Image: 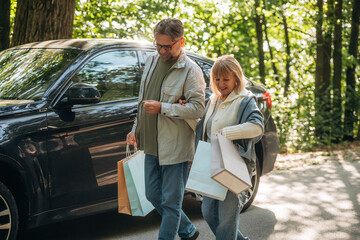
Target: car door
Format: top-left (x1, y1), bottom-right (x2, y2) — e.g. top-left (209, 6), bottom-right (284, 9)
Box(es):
top-left (46, 49), bottom-right (140, 209)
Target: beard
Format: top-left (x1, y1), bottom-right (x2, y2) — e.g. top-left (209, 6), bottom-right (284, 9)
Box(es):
top-left (159, 49), bottom-right (182, 62)
top-left (159, 53), bottom-right (174, 62)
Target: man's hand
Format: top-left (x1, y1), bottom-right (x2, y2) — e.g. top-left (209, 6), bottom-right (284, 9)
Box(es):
top-left (143, 100), bottom-right (161, 114)
top-left (126, 132), bottom-right (137, 147)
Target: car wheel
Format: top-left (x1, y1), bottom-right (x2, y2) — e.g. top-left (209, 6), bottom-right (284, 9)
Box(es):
top-left (0, 181), bottom-right (19, 240)
top-left (242, 157), bottom-right (260, 212)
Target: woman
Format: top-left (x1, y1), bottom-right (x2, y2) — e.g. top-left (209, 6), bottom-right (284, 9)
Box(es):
top-left (195, 55), bottom-right (264, 240)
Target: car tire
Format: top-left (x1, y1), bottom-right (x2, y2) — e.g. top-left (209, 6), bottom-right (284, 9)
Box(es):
top-left (242, 157), bottom-right (260, 212)
top-left (0, 181), bottom-right (19, 240)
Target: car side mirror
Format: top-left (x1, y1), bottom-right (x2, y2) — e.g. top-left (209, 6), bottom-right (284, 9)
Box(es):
top-left (66, 83), bottom-right (101, 105)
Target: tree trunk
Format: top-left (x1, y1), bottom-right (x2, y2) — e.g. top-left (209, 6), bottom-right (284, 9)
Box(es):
top-left (315, 0), bottom-right (326, 140)
top-left (344, 0), bottom-right (360, 141)
top-left (0, 0), bottom-right (10, 51)
top-left (321, 0), bottom-right (334, 140)
top-left (332, 0), bottom-right (343, 142)
top-left (12, 0), bottom-right (76, 47)
top-left (283, 12), bottom-right (291, 97)
top-left (263, 0), bottom-right (279, 83)
top-left (254, 0), bottom-right (266, 84)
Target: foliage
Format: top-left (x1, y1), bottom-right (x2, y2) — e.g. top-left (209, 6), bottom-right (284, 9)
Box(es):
top-left (9, 1), bottom-right (16, 38)
top-left (8, 0), bottom-right (360, 152)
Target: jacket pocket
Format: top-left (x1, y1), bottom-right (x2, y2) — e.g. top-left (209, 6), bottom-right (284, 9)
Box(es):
top-left (161, 86), bottom-right (183, 103)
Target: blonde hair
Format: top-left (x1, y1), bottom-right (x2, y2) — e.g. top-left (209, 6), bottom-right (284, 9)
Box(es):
top-left (210, 55), bottom-right (246, 96)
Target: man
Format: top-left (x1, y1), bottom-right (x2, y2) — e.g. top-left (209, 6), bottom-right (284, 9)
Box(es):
top-left (126, 18), bottom-right (205, 240)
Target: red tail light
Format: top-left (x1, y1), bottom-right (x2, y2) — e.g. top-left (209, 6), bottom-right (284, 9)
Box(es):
top-left (262, 92), bottom-right (272, 110)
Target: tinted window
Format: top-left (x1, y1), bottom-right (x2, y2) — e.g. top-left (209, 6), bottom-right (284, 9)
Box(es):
top-left (139, 51), bottom-right (154, 73)
top-left (72, 50), bottom-right (141, 101)
top-left (0, 48), bottom-right (82, 103)
top-left (195, 60), bottom-right (212, 87)
top-left (141, 51), bottom-right (153, 62)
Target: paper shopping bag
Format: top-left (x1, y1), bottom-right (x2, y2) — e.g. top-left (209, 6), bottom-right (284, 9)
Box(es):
top-left (185, 140), bottom-right (228, 201)
top-left (123, 150), bottom-right (154, 216)
top-left (118, 158), bottom-right (131, 215)
top-left (211, 134), bottom-right (252, 195)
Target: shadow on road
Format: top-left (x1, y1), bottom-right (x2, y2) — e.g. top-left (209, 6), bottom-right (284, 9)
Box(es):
top-left (240, 205), bottom-right (277, 240)
top-left (254, 158), bottom-right (360, 239)
top-left (21, 210), bottom-right (161, 240)
top-left (21, 195), bottom-right (203, 240)
top-left (21, 155), bottom-right (360, 240)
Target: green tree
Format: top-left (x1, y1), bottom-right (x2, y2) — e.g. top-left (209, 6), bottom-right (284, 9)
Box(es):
top-left (5, 0), bottom-right (360, 151)
top-left (344, 0), bottom-right (360, 141)
top-left (281, 1), bottom-right (291, 97)
top-left (262, 0), bottom-right (279, 83)
top-left (332, 0), bottom-right (343, 142)
top-left (254, 0), bottom-right (266, 84)
top-left (315, 0), bottom-right (326, 140)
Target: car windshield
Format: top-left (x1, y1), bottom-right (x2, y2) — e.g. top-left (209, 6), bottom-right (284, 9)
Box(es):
top-left (0, 48), bottom-right (82, 106)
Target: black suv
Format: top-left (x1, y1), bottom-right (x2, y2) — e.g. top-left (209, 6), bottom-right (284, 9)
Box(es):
top-left (0, 39), bottom-right (278, 240)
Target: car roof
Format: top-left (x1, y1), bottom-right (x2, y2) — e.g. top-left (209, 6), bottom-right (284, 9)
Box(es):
top-left (13, 39), bottom-right (153, 51)
top-left (12, 38), bottom-right (212, 62)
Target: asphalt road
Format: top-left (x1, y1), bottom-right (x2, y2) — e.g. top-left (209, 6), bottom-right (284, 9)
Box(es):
top-left (23, 158), bottom-right (360, 240)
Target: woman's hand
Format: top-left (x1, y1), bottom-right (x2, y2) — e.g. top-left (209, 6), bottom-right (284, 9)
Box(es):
top-left (126, 132), bottom-right (137, 147)
top-left (178, 99), bottom-right (187, 106)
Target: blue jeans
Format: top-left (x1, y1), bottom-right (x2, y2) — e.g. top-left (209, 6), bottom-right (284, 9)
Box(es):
top-left (201, 191), bottom-right (250, 240)
top-left (144, 154), bottom-right (196, 240)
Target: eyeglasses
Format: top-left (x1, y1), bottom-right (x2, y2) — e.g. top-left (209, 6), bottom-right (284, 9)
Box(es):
top-left (153, 39), bottom-right (181, 51)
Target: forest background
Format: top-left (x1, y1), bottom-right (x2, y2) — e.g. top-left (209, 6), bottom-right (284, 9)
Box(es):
top-left (0, 0), bottom-right (359, 153)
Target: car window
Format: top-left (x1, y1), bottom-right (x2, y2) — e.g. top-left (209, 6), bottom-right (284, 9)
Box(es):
top-left (139, 50), bottom-right (154, 73)
top-left (141, 51), bottom-right (153, 62)
top-left (72, 50), bottom-right (141, 101)
top-left (195, 60), bottom-right (212, 87)
top-left (0, 48), bottom-right (82, 103)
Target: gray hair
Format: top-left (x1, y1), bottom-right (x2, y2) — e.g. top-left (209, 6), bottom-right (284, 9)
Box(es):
top-left (153, 18), bottom-right (184, 41)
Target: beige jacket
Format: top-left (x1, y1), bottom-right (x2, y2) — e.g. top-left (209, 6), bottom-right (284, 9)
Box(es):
top-left (202, 89), bottom-right (263, 140)
top-left (132, 51), bottom-right (206, 165)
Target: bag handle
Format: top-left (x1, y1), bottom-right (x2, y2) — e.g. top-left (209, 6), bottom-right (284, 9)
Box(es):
top-left (126, 144), bottom-right (138, 157)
